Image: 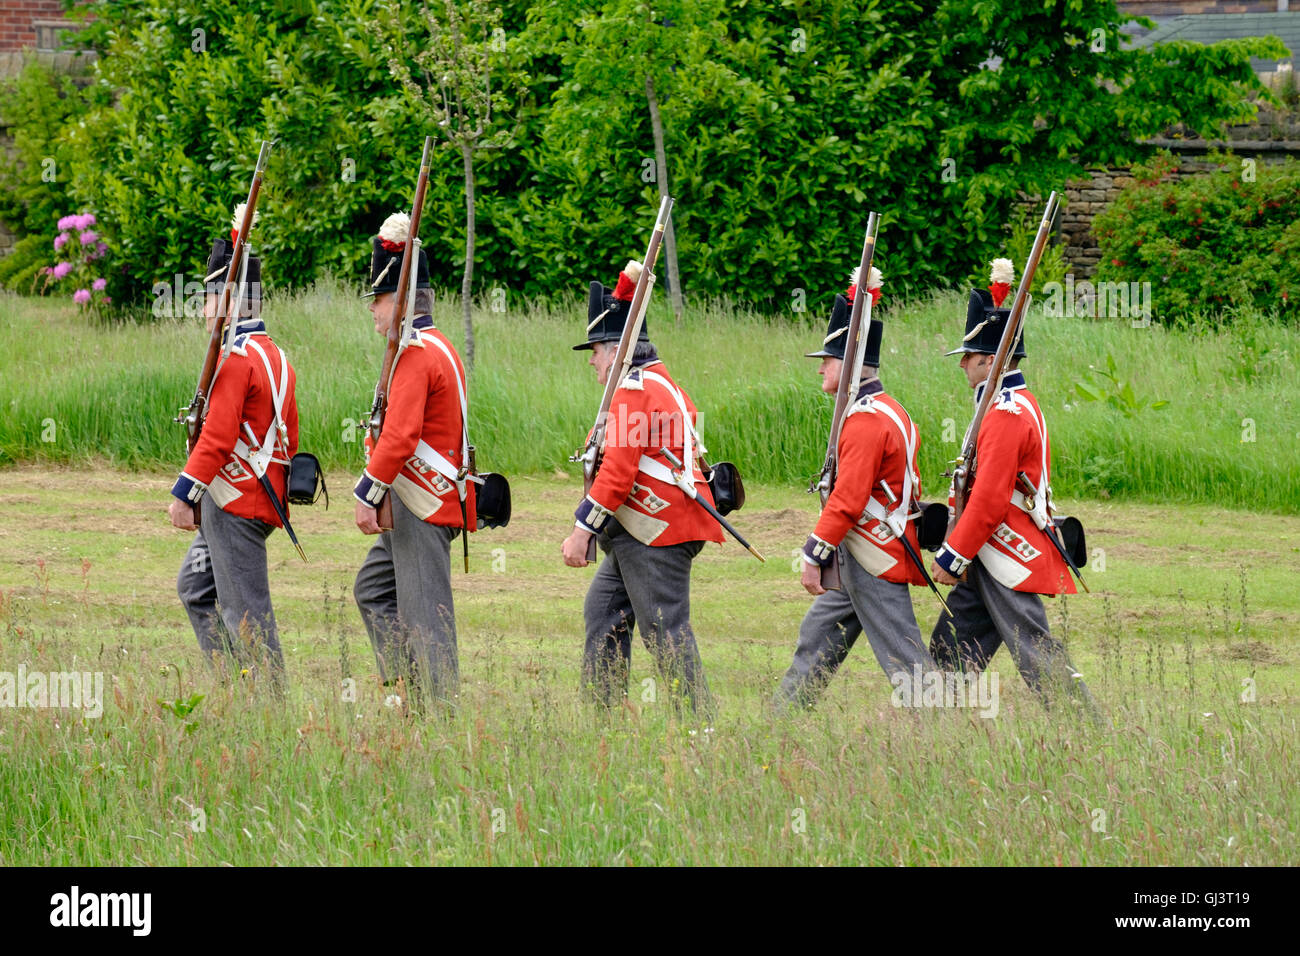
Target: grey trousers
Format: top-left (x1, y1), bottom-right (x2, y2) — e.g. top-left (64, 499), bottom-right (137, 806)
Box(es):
top-left (177, 501), bottom-right (284, 683)
top-left (929, 559), bottom-right (1098, 713)
top-left (776, 549), bottom-right (935, 709)
top-left (583, 521), bottom-right (713, 717)
top-left (353, 493), bottom-right (460, 704)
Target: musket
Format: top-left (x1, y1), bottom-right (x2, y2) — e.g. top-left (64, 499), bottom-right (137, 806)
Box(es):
top-left (175, 138), bottom-right (274, 525)
top-left (1018, 470), bottom-right (1090, 593)
top-left (241, 422), bottom-right (306, 562)
top-left (365, 136), bottom-right (434, 533)
top-left (572, 195), bottom-right (673, 562)
top-left (878, 480), bottom-right (951, 616)
top-left (809, 211), bottom-right (880, 589)
top-left (661, 448), bottom-right (764, 563)
top-left (950, 191), bottom-right (1059, 522)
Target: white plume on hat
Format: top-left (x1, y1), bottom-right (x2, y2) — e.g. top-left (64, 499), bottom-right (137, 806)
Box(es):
top-left (849, 266), bottom-right (883, 289)
top-left (230, 203), bottom-right (261, 233)
top-left (623, 259), bottom-right (643, 282)
top-left (990, 258), bottom-right (1014, 285)
top-left (379, 212), bottom-right (411, 244)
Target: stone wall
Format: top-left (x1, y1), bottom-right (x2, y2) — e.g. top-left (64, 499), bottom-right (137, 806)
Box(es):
top-left (1061, 107), bottom-right (1300, 276)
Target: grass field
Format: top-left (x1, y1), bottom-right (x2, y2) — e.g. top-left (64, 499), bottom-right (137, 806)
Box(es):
top-left (1, 467), bottom-right (1297, 865)
top-left (2, 283), bottom-right (1298, 511)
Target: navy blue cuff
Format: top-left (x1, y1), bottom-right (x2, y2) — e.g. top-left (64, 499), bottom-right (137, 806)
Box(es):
top-left (172, 473), bottom-right (206, 504)
top-left (574, 495), bottom-right (614, 534)
top-left (935, 544), bottom-right (970, 577)
top-left (802, 534), bottom-right (836, 568)
top-left (354, 470), bottom-right (390, 507)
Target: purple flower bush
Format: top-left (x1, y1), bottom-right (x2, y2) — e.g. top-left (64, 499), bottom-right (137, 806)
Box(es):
top-left (46, 211), bottom-right (111, 319)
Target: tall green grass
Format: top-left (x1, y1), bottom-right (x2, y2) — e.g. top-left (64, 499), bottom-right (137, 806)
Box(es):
top-left (1, 593), bottom-right (1294, 866)
top-left (2, 283), bottom-right (1297, 511)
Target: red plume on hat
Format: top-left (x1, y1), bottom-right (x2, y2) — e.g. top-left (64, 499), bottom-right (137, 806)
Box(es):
top-left (846, 266), bottom-right (883, 306)
top-left (378, 212), bottom-right (410, 253)
top-left (612, 259), bottom-right (643, 301)
top-left (989, 258), bottom-right (1014, 307)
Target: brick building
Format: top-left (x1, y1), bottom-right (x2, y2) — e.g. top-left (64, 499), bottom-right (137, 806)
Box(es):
top-left (0, 1), bottom-right (80, 54)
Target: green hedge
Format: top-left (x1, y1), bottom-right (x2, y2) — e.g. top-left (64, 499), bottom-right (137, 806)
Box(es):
top-left (1094, 151), bottom-right (1300, 321)
top-left (0, 0), bottom-right (1284, 311)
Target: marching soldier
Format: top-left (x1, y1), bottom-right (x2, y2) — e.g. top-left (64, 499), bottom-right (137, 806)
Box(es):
top-left (353, 212), bottom-right (476, 710)
top-left (171, 206), bottom-right (298, 688)
top-left (560, 260), bottom-right (723, 716)
top-left (775, 269), bottom-right (938, 709)
top-left (929, 259), bottom-right (1098, 713)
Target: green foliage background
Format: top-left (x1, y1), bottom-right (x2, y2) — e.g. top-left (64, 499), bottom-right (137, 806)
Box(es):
top-left (1094, 151), bottom-right (1300, 320)
top-left (0, 0), bottom-right (1285, 310)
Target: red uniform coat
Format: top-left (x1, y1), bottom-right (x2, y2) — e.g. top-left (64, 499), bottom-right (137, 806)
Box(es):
top-left (574, 361), bottom-right (724, 547)
top-left (172, 323), bottom-right (298, 526)
top-left (803, 384), bottom-right (926, 585)
top-left (935, 371), bottom-right (1074, 595)
top-left (353, 318), bottom-right (476, 529)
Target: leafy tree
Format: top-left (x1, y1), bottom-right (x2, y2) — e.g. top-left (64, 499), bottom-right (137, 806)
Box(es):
top-left (1, 0), bottom-right (1283, 316)
top-left (376, 0), bottom-right (523, 371)
top-left (517, 0), bottom-right (1283, 309)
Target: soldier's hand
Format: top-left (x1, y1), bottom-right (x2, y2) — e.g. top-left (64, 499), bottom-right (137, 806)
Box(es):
top-left (168, 498), bottom-right (197, 531)
top-left (356, 500), bottom-right (382, 535)
top-left (800, 561), bottom-right (826, 596)
top-left (562, 528), bottom-right (593, 567)
top-left (931, 562), bottom-right (959, 587)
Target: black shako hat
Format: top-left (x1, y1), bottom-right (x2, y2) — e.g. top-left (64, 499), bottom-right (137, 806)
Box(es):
top-left (205, 238), bottom-right (262, 298)
top-left (363, 212), bottom-right (431, 299)
top-left (206, 202), bottom-right (262, 306)
top-left (806, 267), bottom-right (883, 365)
top-left (947, 258), bottom-right (1025, 358)
top-left (574, 260), bottom-right (649, 351)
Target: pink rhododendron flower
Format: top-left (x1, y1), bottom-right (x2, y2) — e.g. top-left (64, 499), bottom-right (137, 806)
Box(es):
top-left (73, 289), bottom-right (91, 304)
top-left (54, 232), bottom-right (70, 250)
top-left (79, 230), bottom-right (98, 245)
top-left (57, 215), bottom-right (77, 231)
top-left (51, 261), bottom-right (73, 279)
top-left (92, 277), bottom-right (107, 291)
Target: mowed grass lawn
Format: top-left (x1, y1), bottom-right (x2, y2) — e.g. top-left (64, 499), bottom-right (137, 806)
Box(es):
top-left (0, 466), bottom-right (1297, 865)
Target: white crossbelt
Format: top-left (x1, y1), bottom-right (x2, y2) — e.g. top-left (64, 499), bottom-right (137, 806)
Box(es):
top-left (635, 370), bottom-right (705, 493)
top-left (1003, 392), bottom-right (1052, 531)
top-left (412, 331), bottom-right (483, 496)
top-left (852, 396), bottom-right (917, 540)
top-left (231, 337), bottom-right (290, 479)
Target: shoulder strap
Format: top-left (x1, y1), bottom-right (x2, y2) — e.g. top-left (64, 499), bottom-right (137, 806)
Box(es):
top-left (414, 331), bottom-right (472, 500)
top-left (640, 370), bottom-right (702, 485)
top-left (232, 338), bottom-right (291, 477)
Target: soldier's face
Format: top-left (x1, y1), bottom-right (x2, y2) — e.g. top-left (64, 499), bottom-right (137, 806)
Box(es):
top-left (818, 357), bottom-right (841, 395)
top-left (590, 342), bottom-right (617, 385)
top-left (369, 293), bottom-right (395, 335)
top-left (960, 352), bottom-right (994, 389)
top-left (204, 294), bottom-right (219, 333)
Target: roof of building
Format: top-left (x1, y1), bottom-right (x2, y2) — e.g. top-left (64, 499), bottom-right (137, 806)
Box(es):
top-left (1128, 12), bottom-right (1299, 69)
